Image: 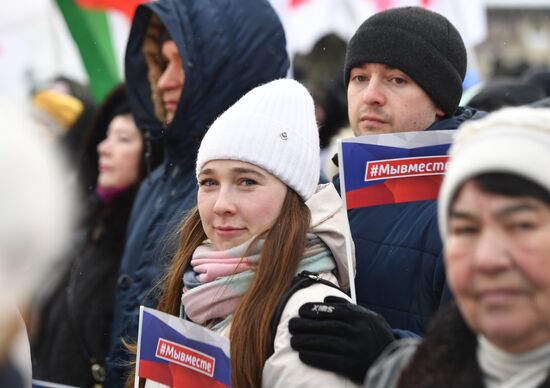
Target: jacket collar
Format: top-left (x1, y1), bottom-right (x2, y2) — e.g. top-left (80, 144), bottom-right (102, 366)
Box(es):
top-left (306, 183), bottom-right (355, 292)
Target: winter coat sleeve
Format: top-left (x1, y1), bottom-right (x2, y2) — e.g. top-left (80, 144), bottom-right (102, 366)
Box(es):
top-left (262, 275), bottom-right (361, 388)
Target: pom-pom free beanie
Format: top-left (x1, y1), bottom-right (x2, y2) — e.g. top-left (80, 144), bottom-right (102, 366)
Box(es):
top-left (438, 107), bottom-right (550, 238)
top-left (196, 79), bottom-right (320, 201)
top-left (344, 6), bottom-right (467, 117)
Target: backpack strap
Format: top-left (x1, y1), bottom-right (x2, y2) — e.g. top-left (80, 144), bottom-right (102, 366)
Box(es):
top-left (268, 270), bottom-right (342, 357)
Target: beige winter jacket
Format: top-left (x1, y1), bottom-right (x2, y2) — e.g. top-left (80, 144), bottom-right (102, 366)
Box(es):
top-left (262, 183), bottom-right (358, 388)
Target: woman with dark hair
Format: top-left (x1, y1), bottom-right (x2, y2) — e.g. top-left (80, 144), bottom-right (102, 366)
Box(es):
top-left (31, 84), bottom-right (162, 387)
top-left (132, 79), bottom-right (361, 388)
top-left (363, 106), bottom-right (550, 387)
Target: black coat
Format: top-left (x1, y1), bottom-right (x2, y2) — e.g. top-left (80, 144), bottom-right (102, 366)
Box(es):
top-left (31, 189), bottom-right (136, 387)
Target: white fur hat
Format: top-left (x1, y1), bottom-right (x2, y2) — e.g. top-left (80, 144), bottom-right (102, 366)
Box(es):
top-left (196, 79), bottom-right (320, 200)
top-left (438, 107), bottom-right (550, 238)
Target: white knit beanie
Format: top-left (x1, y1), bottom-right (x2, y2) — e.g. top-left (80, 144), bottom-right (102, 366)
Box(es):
top-left (196, 79), bottom-right (320, 201)
top-left (438, 107), bottom-right (550, 238)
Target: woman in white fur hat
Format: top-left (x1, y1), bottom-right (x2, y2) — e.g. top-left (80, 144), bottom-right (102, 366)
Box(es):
top-left (364, 106), bottom-right (550, 388)
top-left (132, 79), bottom-right (371, 388)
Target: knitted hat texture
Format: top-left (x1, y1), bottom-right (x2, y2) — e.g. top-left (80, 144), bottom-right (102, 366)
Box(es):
top-left (438, 107), bottom-right (550, 238)
top-left (344, 6), bottom-right (467, 117)
top-left (196, 79), bottom-right (320, 201)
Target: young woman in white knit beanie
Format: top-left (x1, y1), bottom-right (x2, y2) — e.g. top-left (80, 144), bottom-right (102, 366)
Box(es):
top-left (133, 79), bottom-right (363, 388)
top-left (364, 106), bottom-right (550, 388)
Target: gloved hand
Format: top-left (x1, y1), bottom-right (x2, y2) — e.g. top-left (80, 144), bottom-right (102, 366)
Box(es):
top-left (288, 296), bottom-right (395, 384)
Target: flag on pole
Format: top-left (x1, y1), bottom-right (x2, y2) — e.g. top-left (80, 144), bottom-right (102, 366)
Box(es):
top-left (55, 0), bottom-right (144, 102)
top-left (338, 130), bottom-right (455, 210)
top-left (55, 0), bottom-right (120, 102)
top-left (136, 307), bottom-right (231, 388)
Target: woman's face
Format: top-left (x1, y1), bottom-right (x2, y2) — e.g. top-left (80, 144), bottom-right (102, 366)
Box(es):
top-left (97, 114), bottom-right (143, 190)
top-left (197, 160), bottom-right (287, 251)
top-left (445, 180), bottom-right (550, 353)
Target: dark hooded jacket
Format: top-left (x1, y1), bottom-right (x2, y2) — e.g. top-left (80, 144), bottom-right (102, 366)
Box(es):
top-left (105, 1), bottom-right (289, 385)
top-left (334, 107), bottom-right (485, 337)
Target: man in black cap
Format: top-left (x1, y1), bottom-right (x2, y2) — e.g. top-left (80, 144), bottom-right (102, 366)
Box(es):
top-left (289, 6), bottom-right (485, 385)
top-left (345, 6), bottom-right (467, 136)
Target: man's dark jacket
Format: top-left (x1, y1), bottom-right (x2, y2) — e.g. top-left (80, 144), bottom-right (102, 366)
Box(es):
top-left (335, 107), bottom-right (484, 336)
top-left (104, 0), bottom-right (289, 385)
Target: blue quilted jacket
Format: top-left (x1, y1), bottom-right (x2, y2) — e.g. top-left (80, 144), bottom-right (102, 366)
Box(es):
top-left (335, 107), bottom-right (485, 337)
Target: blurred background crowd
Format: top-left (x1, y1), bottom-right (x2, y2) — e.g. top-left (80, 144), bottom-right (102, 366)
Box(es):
top-left (4, 0), bottom-right (550, 180)
top-left (2, 0), bottom-right (550, 386)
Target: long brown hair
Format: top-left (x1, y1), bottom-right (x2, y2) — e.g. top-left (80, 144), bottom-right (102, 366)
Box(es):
top-left (126, 208), bottom-right (206, 388)
top-left (156, 208), bottom-right (206, 315)
top-left (230, 189), bottom-right (310, 387)
top-left (149, 188), bottom-right (310, 387)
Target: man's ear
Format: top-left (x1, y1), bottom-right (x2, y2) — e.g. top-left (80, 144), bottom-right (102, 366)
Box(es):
top-left (435, 106), bottom-right (445, 118)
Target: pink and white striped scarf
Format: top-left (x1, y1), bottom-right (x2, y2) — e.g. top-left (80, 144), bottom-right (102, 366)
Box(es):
top-left (180, 236), bottom-right (335, 326)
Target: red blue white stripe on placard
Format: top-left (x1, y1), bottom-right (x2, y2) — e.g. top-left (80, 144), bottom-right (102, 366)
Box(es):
top-left (136, 307), bottom-right (231, 387)
top-left (338, 130), bottom-right (455, 210)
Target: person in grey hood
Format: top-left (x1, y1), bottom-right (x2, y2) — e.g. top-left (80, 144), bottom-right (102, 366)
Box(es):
top-left (105, 0), bottom-right (289, 385)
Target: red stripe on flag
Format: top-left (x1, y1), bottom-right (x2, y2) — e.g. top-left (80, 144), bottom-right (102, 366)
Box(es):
top-left (375, 0), bottom-right (393, 12)
top-left (139, 360), bottom-right (173, 386)
top-left (75, 0), bottom-right (146, 19)
top-left (169, 363), bottom-right (229, 388)
top-left (289, 0), bottom-right (310, 9)
top-left (346, 175), bottom-right (443, 209)
top-left (138, 360), bottom-right (230, 388)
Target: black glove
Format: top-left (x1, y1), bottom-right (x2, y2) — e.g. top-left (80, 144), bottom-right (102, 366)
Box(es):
top-left (288, 296), bottom-right (395, 384)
